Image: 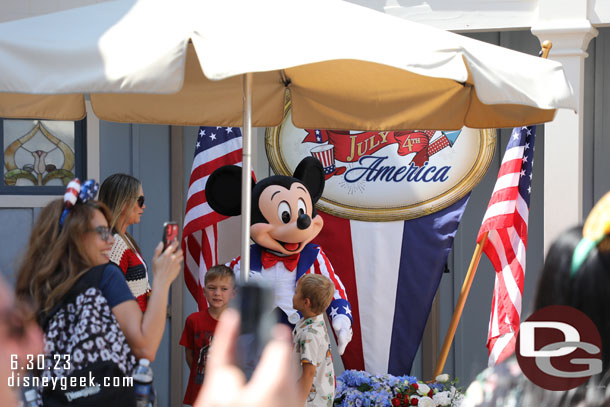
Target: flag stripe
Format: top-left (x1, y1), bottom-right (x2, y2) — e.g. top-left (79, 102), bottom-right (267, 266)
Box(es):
top-left (182, 127), bottom-right (243, 310)
top-left (389, 194), bottom-right (470, 374)
top-left (488, 333), bottom-right (515, 366)
top-left (319, 253), bottom-right (348, 300)
top-left (314, 212), bottom-right (365, 371)
top-left (186, 155), bottom-right (243, 202)
top-left (189, 135), bottom-right (243, 172)
top-left (189, 148), bottom-right (242, 186)
top-left (312, 176), bottom-right (469, 374)
top-left (351, 219), bottom-right (404, 374)
top-left (184, 211), bottom-right (227, 237)
top-left (479, 126), bottom-right (536, 366)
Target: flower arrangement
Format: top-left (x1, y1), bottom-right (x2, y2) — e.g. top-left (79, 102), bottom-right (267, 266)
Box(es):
top-left (334, 370), bottom-right (463, 407)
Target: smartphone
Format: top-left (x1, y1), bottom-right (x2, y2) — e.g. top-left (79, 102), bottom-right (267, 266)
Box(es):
top-left (162, 221), bottom-right (179, 250)
top-left (232, 280), bottom-right (277, 380)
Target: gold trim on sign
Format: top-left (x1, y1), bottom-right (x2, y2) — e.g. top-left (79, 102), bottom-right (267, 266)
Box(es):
top-left (264, 98), bottom-right (496, 221)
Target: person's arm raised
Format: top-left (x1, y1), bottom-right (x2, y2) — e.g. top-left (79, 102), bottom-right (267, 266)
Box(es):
top-left (112, 240), bottom-right (183, 361)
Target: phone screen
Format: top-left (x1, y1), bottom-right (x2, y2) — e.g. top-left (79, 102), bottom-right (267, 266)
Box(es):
top-left (232, 281), bottom-right (276, 380)
top-left (162, 222), bottom-right (179, 249)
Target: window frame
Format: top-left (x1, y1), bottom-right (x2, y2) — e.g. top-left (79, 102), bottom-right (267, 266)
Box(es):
top-left (0, 118), bottom-right (87, 195)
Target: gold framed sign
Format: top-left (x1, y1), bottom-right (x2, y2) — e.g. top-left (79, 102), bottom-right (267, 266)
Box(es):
top-left (265, 101), bottom-right (496, 221)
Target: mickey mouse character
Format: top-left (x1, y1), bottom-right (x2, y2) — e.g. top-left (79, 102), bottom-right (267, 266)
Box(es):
top-left (205, 157), bottom-right (353, 354)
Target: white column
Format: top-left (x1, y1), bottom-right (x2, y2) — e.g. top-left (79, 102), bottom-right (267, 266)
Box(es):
top-left (531, 4), bottom-right (597, 254)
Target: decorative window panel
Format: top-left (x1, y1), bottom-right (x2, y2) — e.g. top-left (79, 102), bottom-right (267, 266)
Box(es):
top-left (1, 119), bottom-right (86, 195)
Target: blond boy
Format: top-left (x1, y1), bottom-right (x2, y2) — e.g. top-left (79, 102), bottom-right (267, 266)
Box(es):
top-left (292, 274), bottom-right (336, 407)
top-left (180, 265), bottom-right (236, 405)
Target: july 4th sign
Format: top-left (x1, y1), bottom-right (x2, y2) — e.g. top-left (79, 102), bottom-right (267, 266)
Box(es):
top-left (265, 102), bottom-right (495, 374)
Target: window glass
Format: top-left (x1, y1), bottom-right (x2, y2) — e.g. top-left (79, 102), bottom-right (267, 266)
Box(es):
top-left (1, 119), bottom-right (85, 194)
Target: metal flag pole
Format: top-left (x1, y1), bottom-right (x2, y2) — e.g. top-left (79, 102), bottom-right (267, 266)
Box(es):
top-left (432, 40), bottom-right (553, 379)
top-left (240, 72), bottom-right (253, 284)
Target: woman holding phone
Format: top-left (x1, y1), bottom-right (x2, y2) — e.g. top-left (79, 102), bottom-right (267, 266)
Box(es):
top-left (16, 179), bottom-right (182, 363)
top-left (99, 173), bottom-right (151, 311)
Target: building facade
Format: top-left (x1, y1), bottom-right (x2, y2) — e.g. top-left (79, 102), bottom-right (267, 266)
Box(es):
top-left (1, 0), bottom-right (609, 405)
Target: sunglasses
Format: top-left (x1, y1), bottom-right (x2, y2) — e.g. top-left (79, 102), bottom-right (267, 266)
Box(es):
top-left (137, 195), bottom-right (145, 208)
top-left (90, 226), bottom-right (112, 242)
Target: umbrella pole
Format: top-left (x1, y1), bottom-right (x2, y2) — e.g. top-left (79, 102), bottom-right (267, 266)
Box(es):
top-left (240, 72), bottom-right (253, 284)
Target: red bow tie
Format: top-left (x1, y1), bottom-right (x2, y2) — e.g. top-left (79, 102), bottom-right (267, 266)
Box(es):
top-left (261, 250), bottom-right (300, 271)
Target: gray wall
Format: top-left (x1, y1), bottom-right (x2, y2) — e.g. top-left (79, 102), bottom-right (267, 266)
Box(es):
top-left (430, 30), bottom-right (547, 386)
top-left (99, 121), bottom-right (173, 407)
top-left (431, 28), bottom-right (604, 386)
top-left (0, 207), bottom-right (39, 284)
top-left (585, 27), bottom-right (610, 214)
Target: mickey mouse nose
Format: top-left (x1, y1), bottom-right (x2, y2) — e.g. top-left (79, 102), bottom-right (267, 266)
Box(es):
top-left (297, 214), bottom-right (311, 230)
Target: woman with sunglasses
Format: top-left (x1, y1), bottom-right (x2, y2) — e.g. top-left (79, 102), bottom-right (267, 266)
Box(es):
top-left (99, 173), bottom-right (151, 311)
top-left (16, 180), bottom-right (182, 365)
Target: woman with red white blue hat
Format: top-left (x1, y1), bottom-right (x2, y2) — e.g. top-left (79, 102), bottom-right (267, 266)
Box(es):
top-left (15, 178), bottom-right (182, 372)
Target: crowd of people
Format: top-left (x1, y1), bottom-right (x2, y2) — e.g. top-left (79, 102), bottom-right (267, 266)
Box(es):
top-left (1, 176), bottom-right (610, 407)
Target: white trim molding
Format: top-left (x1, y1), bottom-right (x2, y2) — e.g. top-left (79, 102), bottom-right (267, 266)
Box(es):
top-left (532, 13), bottom-right (598, 253)
top-left (0, 195), bottom-right (58, 208)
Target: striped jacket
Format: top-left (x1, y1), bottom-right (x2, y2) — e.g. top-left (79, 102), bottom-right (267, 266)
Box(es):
top-left (230, 243), bottom-right (352, 325)
top-left (108, 234), bottom-right (150, 312)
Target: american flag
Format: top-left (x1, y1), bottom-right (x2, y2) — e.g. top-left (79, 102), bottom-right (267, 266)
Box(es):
top-left (182, 126), bottom-right (243, 310)
top-left (476, 125), bottom-right (536, 366)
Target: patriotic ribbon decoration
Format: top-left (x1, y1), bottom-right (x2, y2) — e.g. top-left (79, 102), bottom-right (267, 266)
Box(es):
top-left (59, 178), bottom-right (99, 228)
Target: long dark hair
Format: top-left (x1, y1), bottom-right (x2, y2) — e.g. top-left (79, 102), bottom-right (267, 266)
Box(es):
top-left (533, 225), bottom-right (610, 372)
top-left (15, 199), bottom-right (112, 316)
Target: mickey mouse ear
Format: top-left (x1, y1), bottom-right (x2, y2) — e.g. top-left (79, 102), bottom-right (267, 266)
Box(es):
top-left (294, 157), bottom-right (325, 203)
top-left (206, 165), bottom-right (246, 216)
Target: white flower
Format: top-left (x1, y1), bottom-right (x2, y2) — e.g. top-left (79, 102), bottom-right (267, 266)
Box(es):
top-left (418, 396), bottom-right (435, 407)
top-left (417, 383), bottom-right (431, 396)
top-left (433, 391), bottom-right (451, 406)
top-left (451, 393), bottom-right (464, 407)
top-left (435, 373), bottom-right (450, 383)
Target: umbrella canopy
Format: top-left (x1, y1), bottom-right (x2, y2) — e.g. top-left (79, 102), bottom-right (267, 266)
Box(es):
top-left (0, 0), bottom-right (576, 282)
top-left (0, 0), bottom-right (575, 130)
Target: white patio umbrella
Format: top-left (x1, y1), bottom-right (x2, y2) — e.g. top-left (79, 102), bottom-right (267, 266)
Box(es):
top-left (0, 0), bottom-right (575, 280)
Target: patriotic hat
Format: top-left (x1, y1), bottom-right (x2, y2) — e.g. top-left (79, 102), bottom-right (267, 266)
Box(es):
top-left (310, 144), bottom-right (346, 180)
top-left (59, 178), bottom-right (99, 228)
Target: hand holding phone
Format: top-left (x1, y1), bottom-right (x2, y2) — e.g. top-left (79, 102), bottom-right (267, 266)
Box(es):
top-left (162, 221), bottom-right (179, 250)
top-left (197, 308), bottom-right (299, 407)
top-left (232, 280), bottom-right (277, 381)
